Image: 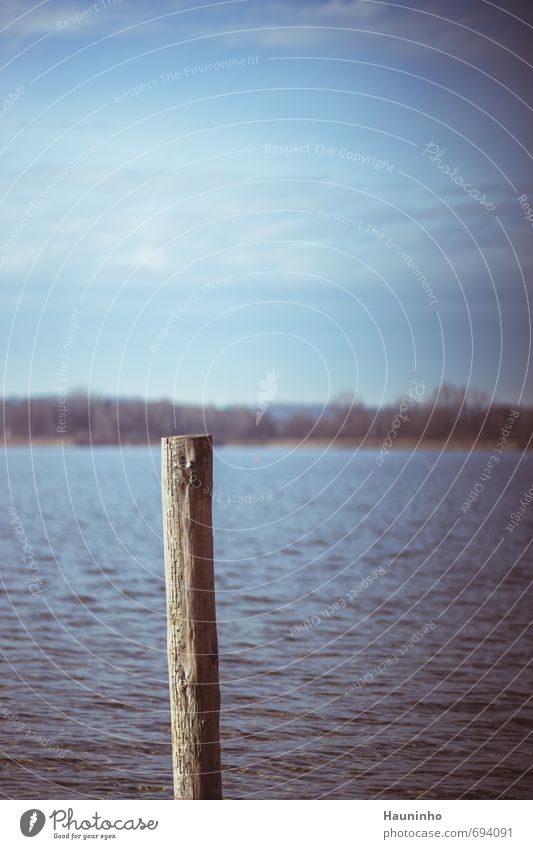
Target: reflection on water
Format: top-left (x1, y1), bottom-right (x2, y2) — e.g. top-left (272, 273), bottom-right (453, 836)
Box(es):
top-left (1, 445), bottom-right (532, 799)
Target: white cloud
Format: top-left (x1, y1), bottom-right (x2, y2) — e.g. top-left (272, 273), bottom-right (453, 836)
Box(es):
top-left (0, 0), bottom-right (513, 62)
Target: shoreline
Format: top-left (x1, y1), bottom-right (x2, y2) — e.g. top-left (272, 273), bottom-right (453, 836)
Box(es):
top-left (3, 437), bottom-right (529, 450)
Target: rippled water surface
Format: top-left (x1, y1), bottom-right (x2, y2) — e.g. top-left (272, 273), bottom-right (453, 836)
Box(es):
top-left (1, 445), bottom-right (532, 799)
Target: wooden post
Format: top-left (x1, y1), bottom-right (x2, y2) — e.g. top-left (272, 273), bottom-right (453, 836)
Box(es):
top-left (161, 434), bottom-right (222, 800)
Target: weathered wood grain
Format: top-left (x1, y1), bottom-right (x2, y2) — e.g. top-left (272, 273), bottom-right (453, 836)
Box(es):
top-left (161, 434), bottom-right (222, 800)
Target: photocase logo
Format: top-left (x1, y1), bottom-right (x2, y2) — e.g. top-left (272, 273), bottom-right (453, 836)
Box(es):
top-left (20, 810), bottom-right (46, 837)
top-left (256, 369), bottom-right (279, 425)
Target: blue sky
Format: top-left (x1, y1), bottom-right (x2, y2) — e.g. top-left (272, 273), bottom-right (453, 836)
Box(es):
top-left (1, 0), bottom-right (532, 406)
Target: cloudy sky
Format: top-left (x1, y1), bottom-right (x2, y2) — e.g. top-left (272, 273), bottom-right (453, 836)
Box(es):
top-left (1, 0), bottom-right (532, 406)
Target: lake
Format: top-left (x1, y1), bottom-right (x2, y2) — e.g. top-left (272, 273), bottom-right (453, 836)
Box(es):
top-left (1, 445), bottom-right (532, 799)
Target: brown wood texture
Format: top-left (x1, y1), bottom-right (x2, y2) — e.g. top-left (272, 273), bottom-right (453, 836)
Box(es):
top-left (161, 434), bottom-right (222, 799)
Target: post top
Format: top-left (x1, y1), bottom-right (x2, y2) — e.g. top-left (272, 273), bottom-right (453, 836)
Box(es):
top-left (161, 433), bottom-right (212, 441)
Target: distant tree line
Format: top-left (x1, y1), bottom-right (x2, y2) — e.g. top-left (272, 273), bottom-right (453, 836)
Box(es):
top-left (2, 385), bottom-right (532, 447)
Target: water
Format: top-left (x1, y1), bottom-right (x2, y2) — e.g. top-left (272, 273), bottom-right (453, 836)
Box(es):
top-left (1, 445), bottom-right (532, 799)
